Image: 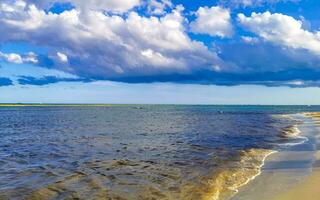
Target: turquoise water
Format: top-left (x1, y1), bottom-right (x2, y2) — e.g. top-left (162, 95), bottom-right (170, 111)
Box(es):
top-left (1, 105), bottom-right (320, 199)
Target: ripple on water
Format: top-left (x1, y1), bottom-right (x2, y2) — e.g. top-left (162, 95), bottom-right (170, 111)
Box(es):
top-left (1, 106), bottom-right (315, 200)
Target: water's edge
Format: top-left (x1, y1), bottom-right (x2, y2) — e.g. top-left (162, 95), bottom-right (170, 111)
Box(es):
top-left (230, 113), bottom-right (319, 200)
top-left (204, 113), bottom-right (305, 200)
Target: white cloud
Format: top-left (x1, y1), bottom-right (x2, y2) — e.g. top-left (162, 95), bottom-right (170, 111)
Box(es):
top-left (238, 12), bottom-right (320, 55)
top-left (0, 51), bottom-right (38, 64)
top-left (140, 49), bottom-right (183, 67)
top-left (211, 65), bottom-right (221, 72)
top-left (288, 80), bottom-right (304, 86)
top-left (69, 0), bottom-right (141, 13)
top-left (147, 0), bottom-right (173, 15)
top-left (190, 6), bottom-right (233, 38)
top-left (241, 36), bottom-right (259, 44)
top-left (24, 52), bottom-right (38, 63)
top-left (57, 52), bottom-right (68, 63)
top-left (18, 0), bottom-right (141, 13)
top-left (0, 52), bottom-right (23, 64)
top-left (0, 0), bottom-right (26, 12)
top-left (219, 0), bottom-right (300, 8)
top-left (0, 1), bottom-right (224, 78)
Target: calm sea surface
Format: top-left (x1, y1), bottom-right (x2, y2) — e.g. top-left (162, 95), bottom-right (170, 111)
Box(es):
top-left (1, 105), bottom-right (320, 200)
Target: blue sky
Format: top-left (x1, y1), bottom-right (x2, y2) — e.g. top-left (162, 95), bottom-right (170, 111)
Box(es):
top-left (1, 0), bottom-right (320, 104)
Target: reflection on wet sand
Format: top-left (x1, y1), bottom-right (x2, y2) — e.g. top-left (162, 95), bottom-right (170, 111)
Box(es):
top-left (270, 113), bottom-right (320, 200)
top-left (231, 113), bottom-right (320, 200)
top-left (269, 113), bottom-right (320, 200)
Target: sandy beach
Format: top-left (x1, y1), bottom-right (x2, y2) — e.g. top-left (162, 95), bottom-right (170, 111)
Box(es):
top-left (232, 113), bottom-right (320, 200)
top-left (271, 162), bottom-right (320, 200)
top-left (271, 113), bottom-right (320, 200)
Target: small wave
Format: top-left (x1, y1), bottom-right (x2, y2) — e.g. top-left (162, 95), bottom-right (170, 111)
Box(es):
top-left (277, 136), bottom-right (308, 146)
top-left (304, 112), bottom-right (320, 126)
top-left (303, 112), bottom-right (320, 118)
top-left (23, 150), bottom-right (277, 200)
top-left (274, 114), bottom-right (295, 120)
top-left (273, 114), bottom-right (309, 147)
top-left (198, 149), bottom-right (276, 200)
top-left (278, 124), bottom-right (308, 146)
top-left (280, 125), bottom-right (300, 138)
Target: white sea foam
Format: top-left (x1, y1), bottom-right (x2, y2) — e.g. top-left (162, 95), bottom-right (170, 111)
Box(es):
top-left (227, 150), bottom-right (277, 193)
top-left (279, 124), bottom-right (309, 147)
top-left (207, 149), bottom-right (277, 200)
top-left (222, 115), bottom-right (307, 200)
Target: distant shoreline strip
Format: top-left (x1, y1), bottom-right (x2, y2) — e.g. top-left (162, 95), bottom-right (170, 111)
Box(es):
top-left (0, 104), bottom-right (122, 107)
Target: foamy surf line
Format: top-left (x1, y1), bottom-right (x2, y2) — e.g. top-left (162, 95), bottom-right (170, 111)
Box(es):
top-left (278, 124), bottom-right (309, 146)
top-left (215, 114), bottom-right (308, 200)
top-left (206, 149), bottom-right (277, 200)
top-left (273, 114), bottom-right (309, 147)
top-left (229, 150), bottom-right (278, 193)
top-left (226, 150), bottom-right (277, 200)
top-left (230, 113), bottom-right (320, 200)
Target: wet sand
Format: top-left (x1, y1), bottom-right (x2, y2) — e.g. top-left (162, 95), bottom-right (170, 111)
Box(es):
top-left (271, 160), bottom-right (320, 200)
top-left (270, 113), bottom-right (320, 200)
top-left (232, 113), bottom-right (320, 200)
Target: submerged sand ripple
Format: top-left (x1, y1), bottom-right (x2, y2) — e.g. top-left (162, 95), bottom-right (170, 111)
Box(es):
top-left (0, 149), bottom-right (273, 200)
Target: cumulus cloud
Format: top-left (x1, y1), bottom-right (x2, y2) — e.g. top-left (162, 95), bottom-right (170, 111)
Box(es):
top-left (23, 52), bottom-right (38, 63)
top-left (147, 0), bottom-right (173, 15)
top-left (57, 52), bottom-right (68, 63)
top-left (0, 51), bottom-right (38, 64)
top-left (241, 36), bottom-right (259, 44)
top-left (14, 0), bottom-right (140, 13)
top-left (1, 0), bottom-right (320, 87)
top-left (219, 0), bottom-right (300, 8)
top-left (66, 0), bottom-right (140, 13)
top-left (0, 1), bottom-right (225, 80)
top-left (190, 6), bottom-right (233, 38)
top-left (238, 12), bottom-right (320, 55)
top-left (220, 41), bottom-right (320, 73)
top-left (0, 52), bottom-right (23, 64)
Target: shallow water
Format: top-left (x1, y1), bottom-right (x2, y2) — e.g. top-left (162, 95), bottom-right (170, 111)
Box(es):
top-left (1, 105), bottom-right (320, 200)
top-left (231, 114), bottom-right (320, 200)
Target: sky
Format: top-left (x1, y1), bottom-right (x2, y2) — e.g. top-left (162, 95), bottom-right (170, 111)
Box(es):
top-left (1, 0), bottom-right (320, 104)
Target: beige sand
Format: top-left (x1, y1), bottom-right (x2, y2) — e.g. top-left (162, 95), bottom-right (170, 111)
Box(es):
top-left (233, 113), bottom-right (320, 200)
top-left (271, 165), bottom-right (320, 200)
top-left (271, 113), bottom-right (320, 200)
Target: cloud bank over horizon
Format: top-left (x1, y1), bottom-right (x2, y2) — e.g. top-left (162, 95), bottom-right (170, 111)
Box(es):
top-left (0, 0), bottom-right (320, 87)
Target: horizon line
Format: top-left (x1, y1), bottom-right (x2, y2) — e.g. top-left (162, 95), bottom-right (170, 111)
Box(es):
top-left (0, 103), bottom-right (319, 107)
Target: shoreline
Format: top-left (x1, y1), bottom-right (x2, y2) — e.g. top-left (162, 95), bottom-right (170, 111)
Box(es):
top-left (231, 112), bottom-right (320, 200)
top-left (202, 149), bottom-right (278, 200)
top-left (229, 150), bottom-right (278, 194)
top-left (0, 104), bottom-right (115, 107)
top-left (270, 113), bottom-right (320, 200)
top-left (226, 113), bottom-right (306, 200)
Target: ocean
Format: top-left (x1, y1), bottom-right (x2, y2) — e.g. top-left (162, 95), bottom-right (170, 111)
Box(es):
top-left (1, 105), bottom-right (320, 200)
